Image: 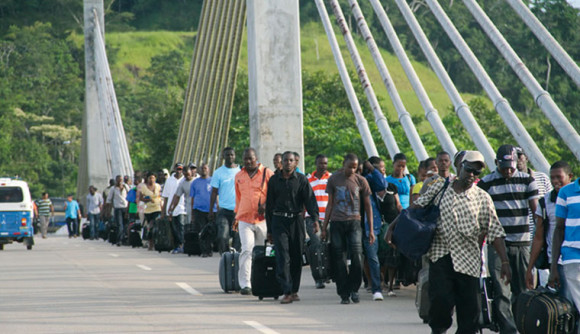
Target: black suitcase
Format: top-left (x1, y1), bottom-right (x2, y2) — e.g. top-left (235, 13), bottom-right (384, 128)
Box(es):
top-left (81, 223), bottom-right (90, 240)
top-left (478, 276), bottom-right (498, 332)
top-left (184, 224), bottom-right (202, 256)
top-left (98, 220), bottom-right (108, 241)
top-left (251, 244), bottom-right (283, 300)
top-left (128, 222), bottom-right (142, 248)
top-left (153, 218), bottom-right (174, 253)
top-left (108, 222), bottom-right (118, 245)
top-left (398, 256), bottom-right (422, 286)
top-left (416, 266), bottom-right (430, 323)
top-left (516, 286), bottom-right (577, 334)
top-left (308, 241), bottom-right (332, 282)
top-left (219, 249), bottom-right (240, 292)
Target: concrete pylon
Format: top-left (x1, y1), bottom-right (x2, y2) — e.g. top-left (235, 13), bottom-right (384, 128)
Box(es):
top-left (78, 0), bottom-right (110, 206)
top-left (247, 0), bottom-right (304, 171)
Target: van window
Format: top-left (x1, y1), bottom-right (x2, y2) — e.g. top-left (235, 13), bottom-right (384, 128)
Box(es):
top-left (0, 187), bottom-right (24, 203)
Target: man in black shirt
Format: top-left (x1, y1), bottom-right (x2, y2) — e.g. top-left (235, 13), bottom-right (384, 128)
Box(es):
top-left (266, 151), bottom-right (319, 304)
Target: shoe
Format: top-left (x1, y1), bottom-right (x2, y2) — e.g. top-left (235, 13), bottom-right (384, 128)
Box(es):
top-left (280, 294), bottom-right (293, 304)
top-left (42, 236), bottom-right (47, 239)
top-left (315, 281), bottom-right (325, 289)
top-left (340, 297), bottom-right (350, 304)
top-left (240, 287), bottom-right (252, 295)
top-left (373, 292), bottom-right (384, 301)
top-left (350, 292), bottom-right (360, 304)
top-left (172, 247), bottom-right (182, 254)
top-left (291, 293), bottom-right (300, 302)
top-left (387, 290), bottom-right (396, 297)
top-left (202, 253), bottom-right (208, 258)
top-left (365, 286), bottom-right (372, 293)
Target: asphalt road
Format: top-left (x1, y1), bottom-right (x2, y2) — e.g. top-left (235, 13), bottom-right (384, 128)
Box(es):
top-left (0, 234), bottom-right (469, 333)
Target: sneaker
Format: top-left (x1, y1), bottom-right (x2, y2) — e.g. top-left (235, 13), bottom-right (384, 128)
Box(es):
top-left (373, 292), bottom-right (384, 301)
top-left (387, 290), bottom-right (397, 297)
top-left (240, 287), bottom-right (252, 295)
top-left (350, 292), bottom-right (360, 304)
top-left (171, 248), bottom-right (179, 254)
top-left (315, 281), bottom-right (325, 289)
top-left (340, 297), bottom-right (351, 305)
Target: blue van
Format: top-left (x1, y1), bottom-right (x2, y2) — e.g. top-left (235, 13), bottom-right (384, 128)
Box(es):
top-left (0, 178), bottom-right (34, 250)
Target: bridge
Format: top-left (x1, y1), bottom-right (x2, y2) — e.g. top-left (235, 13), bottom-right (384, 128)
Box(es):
top-left (76, 0), bottom-right (580, 202)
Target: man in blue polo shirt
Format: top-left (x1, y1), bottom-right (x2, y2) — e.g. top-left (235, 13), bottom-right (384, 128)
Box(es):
top-left (550, 172), bottom-right (580, 310)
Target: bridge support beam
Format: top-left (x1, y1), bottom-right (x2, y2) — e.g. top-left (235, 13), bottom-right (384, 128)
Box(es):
top-left (247, 0), bottom-right (304, 170)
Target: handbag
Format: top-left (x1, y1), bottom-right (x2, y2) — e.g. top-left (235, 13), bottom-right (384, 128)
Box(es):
top-left (391, 179), bottom-right (449, 260)
top-left (534, 197), bottom-right (550, 270)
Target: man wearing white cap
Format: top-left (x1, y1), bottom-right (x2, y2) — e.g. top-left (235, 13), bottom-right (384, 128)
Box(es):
top-left (478, 144), bottom-right (539, 334)
top-left (390, 151), bottom-right (511, 333)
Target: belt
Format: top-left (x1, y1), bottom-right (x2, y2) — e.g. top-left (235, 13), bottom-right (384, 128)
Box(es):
top-left (505, 241), bottom-right (531, 247)
top-left (273, 211), bottom-right (298, 218)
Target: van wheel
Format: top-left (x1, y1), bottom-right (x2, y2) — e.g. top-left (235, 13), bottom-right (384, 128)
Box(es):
top-left (27, 245), bottom-right (32, 250)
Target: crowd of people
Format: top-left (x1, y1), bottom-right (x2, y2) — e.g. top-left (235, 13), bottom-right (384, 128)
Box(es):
top-left (37, 144), bottom-right (580, 333)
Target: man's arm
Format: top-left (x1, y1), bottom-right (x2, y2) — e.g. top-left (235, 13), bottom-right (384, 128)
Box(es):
top-left (526, 214), bottom-right (546, 289)
top-left (321, 193), bottom-right (334, 242)
top-left (168, 194), bottom-right (180, 216)
top-left (492, 237), bottom-right (512, 285)
top-left (549, 217), bottom-right (566, 288)
top-left (363, 194), bottom-right (375, 244)
top-left (209, 187), bottom-right (219, 220)
top-left (529, 198), bottom-right (538, 221)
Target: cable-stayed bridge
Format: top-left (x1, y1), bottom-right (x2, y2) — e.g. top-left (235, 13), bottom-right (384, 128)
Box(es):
top-left (77, 0), bottom-right (580, 202)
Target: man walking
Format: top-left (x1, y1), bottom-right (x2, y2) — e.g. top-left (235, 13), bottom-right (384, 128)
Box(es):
top-left (321, 153), bottom-right (374, 305)
top-left (306, 154), bottom-right (331, 289)
top-left (37, 192), bottom-right (54, 239)
top-left (420, 151), bottom-right (454, 194)
top-left (235, 148), bottom-right (274, 295)
top-left (393, 151), bottom-right (511, 333)
top-left (266, 151), bottom-right (319, 304)
top-left (64, 194), bottom-right (81, 238)
top-left (190, 163), bottom-right (216, 257)
top-left (209, 147), bottom-right (241, 253)
top-left (106, 175), bottom-right (129, 246)
top-left (85, 186), bottom-right (103, 240)
top-left (163, 163), bottom-right (185, 254)
top-left (478, 144), bottom-right (539, 333)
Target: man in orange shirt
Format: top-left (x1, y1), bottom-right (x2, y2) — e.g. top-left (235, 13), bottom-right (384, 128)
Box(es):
top-left (235, 148), bottom-right (275, 295)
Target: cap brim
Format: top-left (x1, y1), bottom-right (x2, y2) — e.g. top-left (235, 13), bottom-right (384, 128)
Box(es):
top-left (498, 160), bottom-right (516, 169)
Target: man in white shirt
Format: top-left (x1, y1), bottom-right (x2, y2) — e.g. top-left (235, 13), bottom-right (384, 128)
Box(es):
top-left (162, 163), bottom-right (185, 254)
top-left (85, 185), bottom-right (103, 240)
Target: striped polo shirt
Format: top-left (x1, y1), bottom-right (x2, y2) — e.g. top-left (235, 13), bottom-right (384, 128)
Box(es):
top-left (305, 171), bottom-right (331, 220)
top-left (37, 198), bottom-right (52, 216)
top-left (555, 178), bottom-right (580, 264)
top-left (478, 169), bottom-right (539, 243)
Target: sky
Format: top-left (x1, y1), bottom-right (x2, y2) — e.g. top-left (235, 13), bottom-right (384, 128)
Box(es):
top-left (569, 0), bottom-right (580, 8)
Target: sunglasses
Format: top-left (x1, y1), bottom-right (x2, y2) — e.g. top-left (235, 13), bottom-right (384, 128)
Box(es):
top-left (463, 165), bottom-right (483, 176)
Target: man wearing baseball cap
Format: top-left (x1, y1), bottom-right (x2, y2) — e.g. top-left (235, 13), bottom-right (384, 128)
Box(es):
top-left (478, 144), bottom-right (539, 334)
top-left (391, 150), bottom-right (510, 333)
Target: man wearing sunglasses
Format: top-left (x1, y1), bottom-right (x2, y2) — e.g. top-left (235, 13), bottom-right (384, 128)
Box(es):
top-left (478, 144), bottom-right (539, 334)
top-left (402, 150), bottom-right (510, 333)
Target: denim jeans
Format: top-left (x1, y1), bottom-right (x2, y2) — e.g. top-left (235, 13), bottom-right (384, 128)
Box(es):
top-left (363, 230), bottom-right (381, 293)
top-left (171, 214), bottom-right (186, 246)
top-left (66, 217), bottom-right (78, 237)
top-left (330, 220), bottom-right (363, 298)
top-left (88, 213), bottom-right (100, 239)
top-left (564, 263), bottom-right (580, 329)
top-left (216, 209), bottom-right (240, 253)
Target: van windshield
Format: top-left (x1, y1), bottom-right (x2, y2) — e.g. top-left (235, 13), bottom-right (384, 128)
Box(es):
top-left (0, 187), bottom-right (24, 203)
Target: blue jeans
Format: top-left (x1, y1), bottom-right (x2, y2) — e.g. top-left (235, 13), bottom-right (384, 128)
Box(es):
top-left (330, 220), bottom-right (363, 298)
top-left (363, 230), bottom-right (381, 293)
top-left (66, 217), bottom-right (78, 237)
top-left (216, 209), bottom-right (240, 253)
top-left (171, 214), bottom-right (186, 246)
top-left (88, 213), bottom-right (100, 239)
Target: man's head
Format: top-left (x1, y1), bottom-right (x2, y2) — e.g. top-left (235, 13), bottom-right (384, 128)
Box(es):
top-left (459, 151), bottom-right (485, 186)
top-left (42, 192), bottom-right (48, 199)
top-left (243, 148), bottom-right (258, 171)
top-left (417, 160), bottom-right (427, 182)
top-left (550, 160), bottom-right (573, 193)
top-left (392, 153), bottom-right (407, 176)
top-left (124, 175), bottom-right (131, 186)
top-left (273, 153), bottom-right (283, 171)
top-left (189, 163), bottom-right (197, 176)
top-left (453, 150), bottom-right (467, 171)
top-left (424, 157), bottom-right (437, 177)
top-left (495, 144), bottom-right (518, 179)
top-left (174, 163), bottom-right (184, 178)
top-left (134, 171), bottom-right (142, 185)
top-left (436, 151), bottom-right (451, 176)
top-left (515, 147), bottom-right (528, 172)
top-left (89, 186), bottom-right (96, 195)
top-left (294, 152), bottom-right (300, 163)
top-left (343, 153), bottom-right (359, 177)
top-left (67, 194), bottom-right (73, 202)
top-left (282, 151), bottom-right (297, 174)
top-left (109, 179), bottom-right (115, 187)
top-left (199, 163), bottom-right (210, 178)
top-left (368, 156), bottom-right (386, 175)
top-left (223, 147), bottom-right (236, 166)
top-left (115, 175), bottom-right (123, 186)
top-left (315, 154), bottom-right (328, 174)
top-left (183, 166), bottom-right (193, 180)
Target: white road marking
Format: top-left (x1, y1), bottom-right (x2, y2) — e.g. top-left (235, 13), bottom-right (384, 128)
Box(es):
top-left (176, 282), bottom-right (202, 296)
top-left (137, 264), bottom-right (152, 271)
top-left (243, 321), bottom-right (280, 334)
top-left (109, 253), bottom-right (119, 258)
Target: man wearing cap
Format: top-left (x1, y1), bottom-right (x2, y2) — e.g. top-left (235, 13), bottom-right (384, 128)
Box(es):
top-left (162, 163), bottom-right (185, 253)
top-left (478, 144), bottom-right (539, 334)
top-left (390, 151), bottom-right (511, 333)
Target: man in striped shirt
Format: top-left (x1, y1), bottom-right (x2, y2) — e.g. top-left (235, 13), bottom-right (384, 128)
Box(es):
top-left (305, 154), bottom-right (331, 289)
top-left (478, 144), bottom-right (539, 334)
top-left (37, 192), bottom-right (54, 239)
top-left (550, 173), bottom-right (580, 311)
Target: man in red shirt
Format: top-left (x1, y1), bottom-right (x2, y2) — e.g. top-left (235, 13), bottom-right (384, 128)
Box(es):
top-left (306, 154), bottom-right (331, 289)
top-left (235, 148), bottom-right (274, 295)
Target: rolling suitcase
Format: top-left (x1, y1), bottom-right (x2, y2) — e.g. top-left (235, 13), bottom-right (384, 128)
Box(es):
top-left (516, 286), bottom-right (576, 334)
top-left (478, 276), bottom-right (499, 332)
top-left (81, 223), bottom-right (90, 240)
top-left (219, 249), bottom-right (240, 292)
top-left (251, 243), bottom-right (283, 300)
top-left (108, 222), bottom-right (118, 245)
top-left (128, 222), bottom-right (142, 248)
top-left (415, 266), bottom-right (430, 323)
top-left (308, 241), bottom-right (331, 282)
top-left (98, 220), bottom-right (108, 241)
top-left (154, 218), bottom-right (174, 253)
top-left (184, 224), bottom-right (202, 256)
